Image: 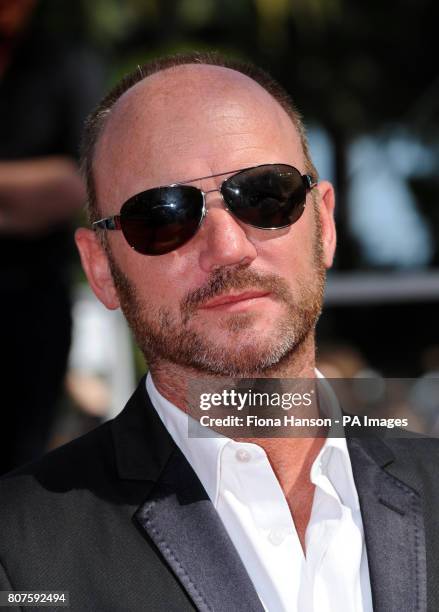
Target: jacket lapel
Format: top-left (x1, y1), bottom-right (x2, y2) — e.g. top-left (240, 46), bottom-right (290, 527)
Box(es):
top-left (135, 447), bottom-right (263, 612)
top-left (347, 436), bottom-right (427, 612)
top-left (112, 377), bottom-right (263, 612)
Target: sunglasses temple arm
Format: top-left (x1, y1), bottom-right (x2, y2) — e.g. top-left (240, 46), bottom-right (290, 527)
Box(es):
top-left (303, 174), bottom-right (318, 191)
top-left (92, 216), bottom-right (122, 231)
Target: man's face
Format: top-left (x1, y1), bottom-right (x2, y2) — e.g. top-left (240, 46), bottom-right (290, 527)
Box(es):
top-left (80, 65), bottom-right (336, 377)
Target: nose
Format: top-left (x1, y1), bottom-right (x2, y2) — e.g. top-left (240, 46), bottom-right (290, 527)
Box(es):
top-left (197, 190), bottom-right (258, 273)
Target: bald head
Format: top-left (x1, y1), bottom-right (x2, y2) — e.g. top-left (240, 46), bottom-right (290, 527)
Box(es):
top-left (81, 53), bottom-right (317, 223)
top-left (94, 65), bottom-right (308, 218)
top-left (96, 64), bottom-right (295, 172)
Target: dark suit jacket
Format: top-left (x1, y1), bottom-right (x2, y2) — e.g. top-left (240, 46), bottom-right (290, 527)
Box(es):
top-left (1, 376), bottom-right (439, 612)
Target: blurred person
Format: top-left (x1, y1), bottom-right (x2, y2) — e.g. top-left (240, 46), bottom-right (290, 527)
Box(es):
top-left (1, 52), bottom-right (439, 612)
top-left (0, 0), bottom-right (104, 473)
top-left (317, 343), bottom-right (367, 378)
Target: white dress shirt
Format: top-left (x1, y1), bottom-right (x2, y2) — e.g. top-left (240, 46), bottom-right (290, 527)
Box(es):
top-left (146, 372), bottom-right (373, 612)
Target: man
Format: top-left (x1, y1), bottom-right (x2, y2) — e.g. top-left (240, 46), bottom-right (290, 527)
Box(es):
top-left (1, 52), bottom-right (438, 612)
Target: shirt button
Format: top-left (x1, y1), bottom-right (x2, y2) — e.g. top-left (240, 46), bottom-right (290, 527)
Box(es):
top-left (235, 448), bottom-right (251, 463)
top-left (268, 528), bottom-right (287, 546)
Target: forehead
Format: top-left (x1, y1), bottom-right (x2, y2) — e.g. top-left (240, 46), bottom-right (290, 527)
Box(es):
top-left (93, 65), bottom-right (305, 213)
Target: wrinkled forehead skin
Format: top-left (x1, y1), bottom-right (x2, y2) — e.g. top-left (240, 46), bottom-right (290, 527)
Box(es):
top-left (93, 64), bottom-right (306, 217)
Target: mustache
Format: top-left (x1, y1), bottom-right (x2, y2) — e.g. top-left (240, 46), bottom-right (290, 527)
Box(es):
top-left (180, 265), bottom-right (293, 321)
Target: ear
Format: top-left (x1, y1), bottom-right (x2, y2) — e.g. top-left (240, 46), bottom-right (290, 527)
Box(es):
top-left (75, 228), bottom-right (120, 310)
top-left (315, 180), bottom-right (336, 268)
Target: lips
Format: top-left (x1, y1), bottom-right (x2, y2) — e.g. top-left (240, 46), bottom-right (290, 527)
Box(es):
top-left (201, 291), bottom-right (270, 309)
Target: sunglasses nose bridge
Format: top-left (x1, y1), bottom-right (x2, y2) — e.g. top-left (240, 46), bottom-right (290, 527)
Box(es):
top-left (203, 187), bottom-right (220, 197)
top-left (202, 187), bottom-right (231, 216)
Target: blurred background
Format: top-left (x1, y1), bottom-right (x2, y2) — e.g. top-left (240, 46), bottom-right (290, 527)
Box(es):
top-left (1, 0), bottom-right (438, 472)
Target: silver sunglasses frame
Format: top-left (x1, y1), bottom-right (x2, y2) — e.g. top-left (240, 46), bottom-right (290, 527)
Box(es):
top-left (92, 164), bottom-right (317, 246)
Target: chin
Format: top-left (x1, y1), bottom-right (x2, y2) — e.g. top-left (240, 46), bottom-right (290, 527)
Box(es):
top-left (196, 337), bottom-right (295, 377)
top-left (217, 311), bottom-right (277, 336)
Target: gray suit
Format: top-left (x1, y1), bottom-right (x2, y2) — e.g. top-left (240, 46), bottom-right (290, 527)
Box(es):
top-left (1, 377), bottom-right (438, 611)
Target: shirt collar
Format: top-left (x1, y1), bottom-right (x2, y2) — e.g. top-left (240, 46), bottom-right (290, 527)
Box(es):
top-left (146, 370), bottom-right (358, 510)
top-left (313, 369), bottom-right (360, 509)
top-left (146, 372), bottom-right (227, 504)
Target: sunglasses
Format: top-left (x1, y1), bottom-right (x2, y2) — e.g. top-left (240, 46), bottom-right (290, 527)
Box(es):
top-left (93, 163), bottom-right (317, 255)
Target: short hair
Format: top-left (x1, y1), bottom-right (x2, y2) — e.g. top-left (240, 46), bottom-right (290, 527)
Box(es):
top-left (81, 51), bottom-right (318, 224)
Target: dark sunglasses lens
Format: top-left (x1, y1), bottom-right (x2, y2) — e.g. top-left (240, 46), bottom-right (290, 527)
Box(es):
top-left (119, 186), bottom-right (204, 255)
top-left (221, 164), bottom-right (307, 229)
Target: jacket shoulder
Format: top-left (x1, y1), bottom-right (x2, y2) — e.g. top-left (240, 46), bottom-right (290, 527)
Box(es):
top-left (0, 420), bottom-right (115, 512)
